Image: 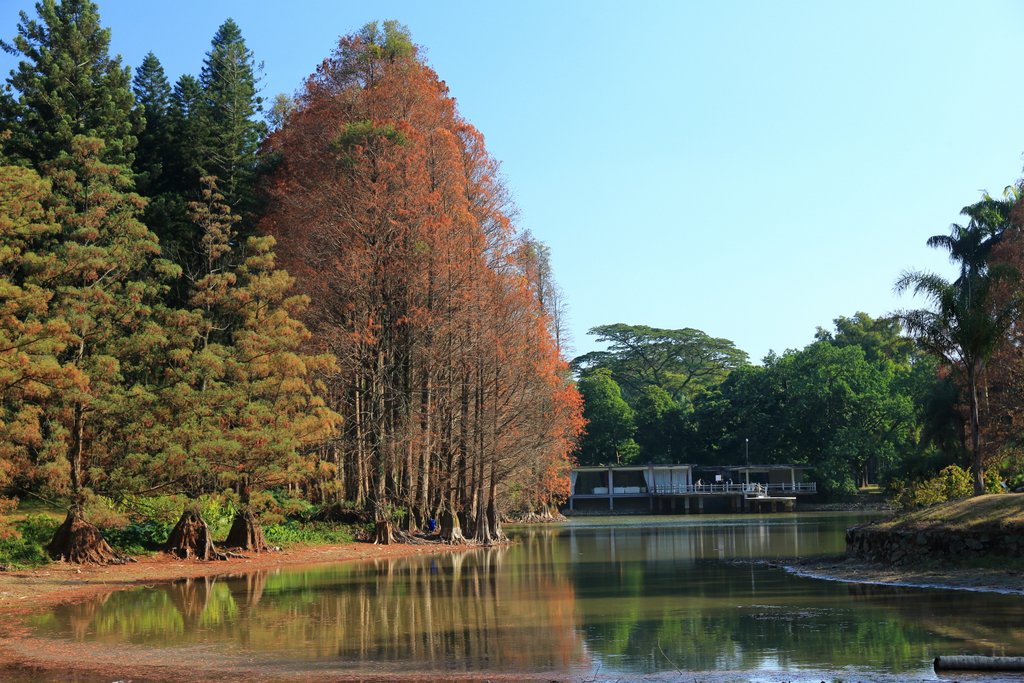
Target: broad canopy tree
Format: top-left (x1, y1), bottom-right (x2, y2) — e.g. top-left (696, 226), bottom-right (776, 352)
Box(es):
top-left (572, 324), bottom-right (749, 405)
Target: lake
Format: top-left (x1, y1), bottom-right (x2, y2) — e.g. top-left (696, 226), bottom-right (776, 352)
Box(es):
top-left (13, 513), bottom-right (1024, 681)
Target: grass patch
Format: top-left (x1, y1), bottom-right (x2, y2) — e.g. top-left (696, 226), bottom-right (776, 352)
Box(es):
top-left (876, 493), bottom-right (1024, 531)
top-left (264, 520), bottom-right (356, 547)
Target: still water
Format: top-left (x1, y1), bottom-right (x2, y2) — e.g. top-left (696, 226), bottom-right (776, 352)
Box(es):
top-left (23, 514), bottom-right (1024, 681)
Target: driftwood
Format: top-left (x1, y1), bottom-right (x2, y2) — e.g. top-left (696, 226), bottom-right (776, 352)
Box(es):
top-left (934, 655), bottom-right (1024, 671)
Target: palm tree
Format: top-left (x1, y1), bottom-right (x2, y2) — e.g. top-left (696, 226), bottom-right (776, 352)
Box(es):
top-left (895, 198), bottom-right (1020, 495)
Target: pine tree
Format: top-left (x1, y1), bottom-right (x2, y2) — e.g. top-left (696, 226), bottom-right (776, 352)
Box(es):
top-left (1, 0), bottom-right (141, 168)
top-left (132, 52), bottom-right (172, 196)
top-left (37, 137), bottom-right (175, 563)
top-left (198, 19), bottom-right (266, 229)
top-left (170, 178), bottom-right (339, 552)
top-left (167, 74), bottom-right (205, 195)
top-left (0, 165), bottom-right (69, 532)
top-left (133, 72), bottom-right (207, 270)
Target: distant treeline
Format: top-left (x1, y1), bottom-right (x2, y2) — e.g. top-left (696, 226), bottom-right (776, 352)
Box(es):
top-left (575, 277), bottom-right (1024, 502)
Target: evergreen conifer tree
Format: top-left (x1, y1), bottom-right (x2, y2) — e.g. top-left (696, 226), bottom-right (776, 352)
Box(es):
top-left (198, 19), bottom-right (266, 230)
top-left (39, 136), bottom-right (176, 563)
top-left (186, 178), bottom-right (339, 551)
top-left (1, 0), bottom-right (141, 168)
top-left (167, 74), bottom-right (205, 192)
top-left (0, 165), bottom-right (69, 531)
top-left (132, 52), bottom-right (172, 196)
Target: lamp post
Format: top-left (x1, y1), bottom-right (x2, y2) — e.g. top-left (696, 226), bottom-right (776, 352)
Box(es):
top-left (745, 438), bottom-right (749, 490)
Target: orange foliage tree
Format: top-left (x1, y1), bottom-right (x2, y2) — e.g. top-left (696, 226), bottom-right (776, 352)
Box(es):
top-left (261, 22), bottom-right (582, 543)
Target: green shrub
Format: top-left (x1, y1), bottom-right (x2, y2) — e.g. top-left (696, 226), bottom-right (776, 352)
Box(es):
top-left (102, 519), bottom-right (173, 555)
top-left (0, 515), bottom-right (59, 568)
top-left (197, 496), bottom-right (236, 540)
top-left (893, 464), bottom-right (974, 509)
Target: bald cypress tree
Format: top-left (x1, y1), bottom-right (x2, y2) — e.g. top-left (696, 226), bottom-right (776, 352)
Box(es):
top-left (0, 165), bottom-right (68, 533)
top-left (40, 136), bottom-right (175, 564)
top-left (1, 1), bottom-right (179, 563)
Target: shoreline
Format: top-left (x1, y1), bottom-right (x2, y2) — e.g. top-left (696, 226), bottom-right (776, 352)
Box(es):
top-left (0, 539), bottom-right (471, 616)
top-left (778, 555), bottom-right (1024, 595)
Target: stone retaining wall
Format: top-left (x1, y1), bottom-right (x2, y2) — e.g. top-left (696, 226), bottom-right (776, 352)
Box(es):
top-left (846, 524), bottom-right (1024, 565)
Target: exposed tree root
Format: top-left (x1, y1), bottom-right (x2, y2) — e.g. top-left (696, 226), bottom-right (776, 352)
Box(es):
top-left (373, 519), bottom-right (395, 545)
top-left (223, 509), bottom-right (270, 553)
top-left (391, 529), bottom-right (433, 545)
top-left (165, 508), bottom-right (226, 561)
top-left (504, 509), bottom-right (568, 524)
top-left (47, 508), bottom-right (131, 565)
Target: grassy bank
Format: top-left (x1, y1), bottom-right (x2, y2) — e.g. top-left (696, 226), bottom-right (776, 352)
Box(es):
top-left (0, 497), bottom-right (364, 570)
top-left (784, 493), bottom-right (1024, 595)
top-left (872, 492), bottom-right (1024, 532)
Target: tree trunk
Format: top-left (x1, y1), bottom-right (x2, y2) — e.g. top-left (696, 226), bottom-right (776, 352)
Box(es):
top-left (473, 459), bottom-right (492, 545)
top-left (47, 507), bottom-right (126, 565)
top-left (969, 361), bottom-right (985, 496)
top-left (166, 508), bottom-right (225, 560)
top-left (224, 509), bottom-right (270, 552)
top-left (486, 469), bottom-right (507, 543)
top-left (439, 508), bottom-right (466, 544)
top-left (374, 519), bottom-right (395, 544)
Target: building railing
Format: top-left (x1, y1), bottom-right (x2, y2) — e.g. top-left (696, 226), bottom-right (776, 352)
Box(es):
top-left (652, 482), bottom-right (816, 495)
top-left (572, 482), bottom-right (817, 496)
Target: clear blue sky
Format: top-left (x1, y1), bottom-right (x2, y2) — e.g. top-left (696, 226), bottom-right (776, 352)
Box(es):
top-left (4, 1), bottom-right (1024, 363)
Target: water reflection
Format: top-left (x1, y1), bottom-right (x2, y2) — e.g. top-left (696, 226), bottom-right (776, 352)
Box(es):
top-left (27, 514), bottom-right (1024, 679)
top-left (32, 543), bottom-right (583, 676)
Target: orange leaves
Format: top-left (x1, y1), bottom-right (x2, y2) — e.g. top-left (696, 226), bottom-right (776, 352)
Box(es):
top-left (258, 25), bottom-right (582, 523)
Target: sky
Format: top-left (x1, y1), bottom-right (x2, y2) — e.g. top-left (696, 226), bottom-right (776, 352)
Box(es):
top-left (4, 0), bottom-right (1024, 363)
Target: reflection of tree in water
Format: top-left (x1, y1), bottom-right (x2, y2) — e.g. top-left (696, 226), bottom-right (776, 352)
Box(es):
top-left (558, 521), bottom-right (1024, 675)
top-left (31, 519), bottom-right (1024, 678)
top-left (32, 588), bottom-right (185, 643)
top-left (846, 583), bottom-right (1024, 655)
top-left (65, 592), bottom-right (111, 641)
top-left (32, 545), bottom-right (582, 676)
top-left (328, 545), bottom-right (581, 673)
top-left (167, 576), bottom-right (213, 629)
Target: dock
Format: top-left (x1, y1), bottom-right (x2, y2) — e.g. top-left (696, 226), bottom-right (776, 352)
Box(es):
top-left (568, 464), bottom-right (816, 514)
